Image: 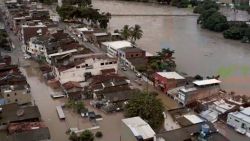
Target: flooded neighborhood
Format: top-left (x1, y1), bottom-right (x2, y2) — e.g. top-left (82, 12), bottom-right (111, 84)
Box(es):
top-left (93, 0), bottom-right (250, 95)
top-left (0, 0), bottom-right (250, 141)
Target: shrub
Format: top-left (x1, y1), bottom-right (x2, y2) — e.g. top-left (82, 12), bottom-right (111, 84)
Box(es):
top-left (95, 131), bottom-right (103, 138)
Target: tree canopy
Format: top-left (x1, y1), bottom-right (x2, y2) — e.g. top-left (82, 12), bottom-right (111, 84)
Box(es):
top-left (69, 130), bottom-right (94, 141)
top-left (119, 24), bottom-right (143, 43)
top-left (124, 91), bottom-right (164, 129)
top-left (56, 5), bottom-right (111, 29)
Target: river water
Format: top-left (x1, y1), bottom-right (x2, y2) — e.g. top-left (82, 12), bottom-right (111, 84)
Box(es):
top-left (93, 0), bottom-right (250, 95)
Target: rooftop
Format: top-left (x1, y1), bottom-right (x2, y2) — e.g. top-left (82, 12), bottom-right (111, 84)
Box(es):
top-left (157, 72), bottom-right (185, 80)
top-left (229, 107), bottom-right (250, 123)
top-left (8, 122), bottom-right (47, 134)
top-left (183, 114), bottom-right (204, 124)
top-left (156, 122), bottom-right (229, 141)
top-left (180, 87), bottom-right (197, 93)
top-left (102, 40), bottom-right (132, 50)
top-left (119, 47), bottom-right (145, 53)
top-left (122, 117), bottom-right (155, 140)
top-left (193, 79), bottom-right (221, 86)
top-left (62, 81), bottom-right (82, 90)
top-left (0, 104), bottom-right (41, 124)
top-left (8, 127), bottom-right (50, 141)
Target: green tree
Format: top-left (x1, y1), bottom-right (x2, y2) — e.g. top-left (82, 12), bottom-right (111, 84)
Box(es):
top-left (120, 25), bottom-right (132, 40)
top-left (79, 130), bottom-right (94, 141)
top-left (203, 12), bottom-right (229, 32)
top-left (193, 0), bottom-right (219, 14)
top-left (65, 100), bottom-right (86, 114)
top-left (223, 26), bottom-right (245, 40)
top-left (130, 24), bottom-right (143, 44)
top-left (124, 91), bottom-right (164, 129)
top-left (95, 131), bottom-right (103, 138)
top-left (69, 132), bottom-right (79, 141)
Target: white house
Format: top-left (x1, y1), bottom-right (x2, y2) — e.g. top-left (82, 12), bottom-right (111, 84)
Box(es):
top-left (200, 99), bottom-right (235, 123)
top-left (26, 36), bottom-right (48, 58)
top-left (53, 53), bottom-right (118, 84)
top-left (121, 117), bottom-right (155, 141)
top-left (101, 40), bottom-right (132, 57)
top-left (227, 107), bottom-right (250, 136)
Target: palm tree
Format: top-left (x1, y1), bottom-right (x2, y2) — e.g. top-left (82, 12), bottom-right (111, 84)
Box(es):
top-left (120, 25), bottom-right (131, 40)
top-left (130, 24), bottom-right (143, 44)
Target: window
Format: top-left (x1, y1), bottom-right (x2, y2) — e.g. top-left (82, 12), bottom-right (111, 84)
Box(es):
top-left (7, 94), bottom-right (10, 97)
top-left (15, 93), bottom-right (17, 96)
top-left (101, 63), bottom-right (104, 66)
top-left (136, 54), bottom-right (139, 56)
top-left (109, 62), bottom-right (112, 64)
top-left (15, 99), bottom-right (18, 102)
top-left (113, 61), bottom-right (117, 64)
top-left (76, 66), bottom-right (80, 69)
top-left (131, 55), bottom-right (134, 57)
top-left (85, 64), bottom-right (89, 67)
top-left (235, 119), bottom-right (239, 122)
top-left (105, 62), bottom-right (109, 65)
top-left (241, 123), bottom-right (246, 129)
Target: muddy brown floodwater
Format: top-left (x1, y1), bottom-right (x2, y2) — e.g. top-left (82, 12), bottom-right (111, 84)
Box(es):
top-left (93, 0), bottom-right (250, 95)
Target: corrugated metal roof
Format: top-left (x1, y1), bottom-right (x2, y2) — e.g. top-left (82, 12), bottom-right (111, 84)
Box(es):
top-left (102, 40), bottom-right (132, 50)
top-left (122, 117), bottom-right (155, 139)
top-left (193, 79), bottom-right (221, 86)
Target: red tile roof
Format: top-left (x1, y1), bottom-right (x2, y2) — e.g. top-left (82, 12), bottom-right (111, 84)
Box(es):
top-left (62, 81), bottom-right (82, 90)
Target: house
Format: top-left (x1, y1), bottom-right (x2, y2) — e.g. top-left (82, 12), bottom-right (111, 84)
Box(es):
top-left (118, 47), bottom-right (146, 61)
top-left (91, 32), bottom-right (121, 45)
top-left (88, 74), bottom-right (130, 91)
top-left (0, 84), bottom-right (31, 105)
top-left (227, 107), bottom-right (250, 136)
top-left (200, 99), bottom-right (236, 123)
top-left (121, 117), bottom-right (155, 141)
top-left (0, 73), bottom-right (27, 86)
top-left (27, 30), bottom-right (86, 63)
top-left (21, 22), bottom-right (48, 44)
top-left (0, 103), bottom-right (41, 128)
top-left (118, 47), bottom-right (147, 71)
top-left (29, 9), bottom-right (50, 21)
top-left (154, 72), bottom-right (185, 94)
top-left (168, 107), bottom-right (204, 128)
top-left (62, 81), bottom-right (82, 100)
top-left (93, 85), bottom-right (135, 112)
top-left (175, 79), bottom-right (221, 106)
top-left (53, 53), bottom-right (118, 84)
top-left (156, 122), bottom-right (229, 141)
top-left (7, 122), bottom-right (51, 141)
top-left (101, 40), bottom-right (132, 57)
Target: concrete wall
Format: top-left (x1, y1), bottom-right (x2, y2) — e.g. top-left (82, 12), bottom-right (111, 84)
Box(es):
top-left (120, 121), bottom-right (137, 141)
top-left (2, 89), bottom-right (32, 105)
top-left (227, 113), bottom-right (250, 133)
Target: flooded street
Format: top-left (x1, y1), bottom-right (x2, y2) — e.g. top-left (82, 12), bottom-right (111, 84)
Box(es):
top-left (93, 0), bottom-right (250, 95)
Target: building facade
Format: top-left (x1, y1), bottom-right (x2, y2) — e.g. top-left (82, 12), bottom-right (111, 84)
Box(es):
top-left (154, 72), bottom-right (185, 94)
top-left (0, 84), bottom-right (31, 105)
top-left (53, 54), bottom-right (118, 84)
top-left (227, 107), bottom-right (250, 136)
